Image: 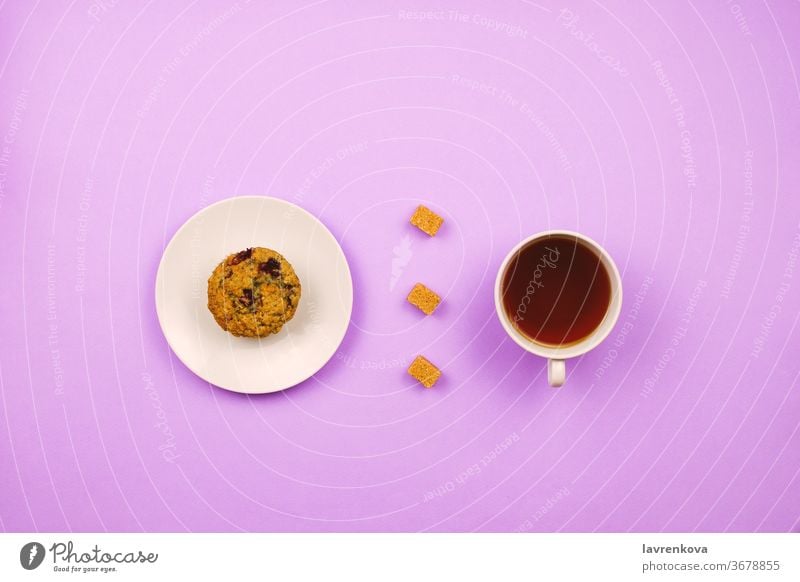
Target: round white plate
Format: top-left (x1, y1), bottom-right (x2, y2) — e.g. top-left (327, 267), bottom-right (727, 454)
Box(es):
top-left (155, 196), bottom-right (353, 394)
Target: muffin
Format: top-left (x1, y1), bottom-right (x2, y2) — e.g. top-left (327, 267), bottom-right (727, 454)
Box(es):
top-left (207, 247), bottom-right (301, 337)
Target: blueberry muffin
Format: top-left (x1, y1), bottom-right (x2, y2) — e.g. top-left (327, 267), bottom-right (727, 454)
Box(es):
top-left (207, 247), bottom-right (301, 337)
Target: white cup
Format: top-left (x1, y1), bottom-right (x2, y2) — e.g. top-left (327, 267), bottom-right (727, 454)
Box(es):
top-left (494, 230), bottom-right (623, 387)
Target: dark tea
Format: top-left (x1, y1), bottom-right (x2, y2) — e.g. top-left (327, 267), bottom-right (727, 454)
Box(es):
top-left (501, 235), bottom-right (611, 346)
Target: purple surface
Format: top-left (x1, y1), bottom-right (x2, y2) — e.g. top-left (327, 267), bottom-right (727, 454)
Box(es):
top-left (1, 0), bottom-right (799, 533)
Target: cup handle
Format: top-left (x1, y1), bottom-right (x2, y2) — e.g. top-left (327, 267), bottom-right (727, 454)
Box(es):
top-left (548, 359), bottom-right (566, 387)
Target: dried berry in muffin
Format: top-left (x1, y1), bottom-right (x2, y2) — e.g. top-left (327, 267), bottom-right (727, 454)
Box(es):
top-left (239, 288), bottom-right (254, 309)
top-left (259, 258), bottom-right (281, 277)
top-left (229, 248), bottom-right (253, 265)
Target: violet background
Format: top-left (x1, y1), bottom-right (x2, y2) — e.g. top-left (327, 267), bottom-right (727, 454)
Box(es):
top-left (1, 0), bottom-right (799, 532)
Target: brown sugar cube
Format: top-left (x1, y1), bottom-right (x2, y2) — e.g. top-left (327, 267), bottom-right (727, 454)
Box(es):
top-left (410, 204), bottom-right (444, 236)
top-left (408, 355), bottom-right (441, 388)
top-left (407, 283), bottom-right (441, 315)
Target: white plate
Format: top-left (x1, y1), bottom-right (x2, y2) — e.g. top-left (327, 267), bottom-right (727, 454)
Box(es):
top-left (155, 196), bottom-right (353, 394)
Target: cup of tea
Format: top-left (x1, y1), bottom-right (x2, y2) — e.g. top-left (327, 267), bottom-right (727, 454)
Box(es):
top-left (494, 230), bottom-right (623, 387)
